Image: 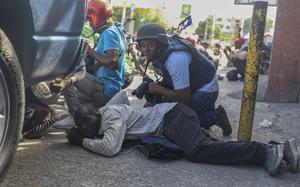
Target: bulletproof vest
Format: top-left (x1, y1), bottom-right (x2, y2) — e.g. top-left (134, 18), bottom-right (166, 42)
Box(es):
top-left (152, 36), bottom-right (216, 92)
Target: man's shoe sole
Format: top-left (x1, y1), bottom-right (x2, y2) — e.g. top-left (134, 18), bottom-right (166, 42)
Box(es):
top-left (285, 138), bottom-right (299, 173)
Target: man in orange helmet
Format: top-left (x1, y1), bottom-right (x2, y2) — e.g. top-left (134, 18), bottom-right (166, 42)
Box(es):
top-left (51, 0), bottom-right (127, 115)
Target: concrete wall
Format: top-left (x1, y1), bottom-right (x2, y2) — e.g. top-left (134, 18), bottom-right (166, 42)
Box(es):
top-left (265, 0), bottom-right (300, 102)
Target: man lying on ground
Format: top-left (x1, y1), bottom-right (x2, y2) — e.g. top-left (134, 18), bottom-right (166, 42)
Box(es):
top-left (66, 91), bottom-right (299, 176)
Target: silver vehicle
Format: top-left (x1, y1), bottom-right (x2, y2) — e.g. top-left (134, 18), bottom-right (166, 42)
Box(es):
top-left (0, 0), bottom-right (85, 178)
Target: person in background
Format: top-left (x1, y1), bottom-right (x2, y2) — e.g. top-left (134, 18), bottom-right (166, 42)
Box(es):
top-left (224, 37), bottom-right (248, 80)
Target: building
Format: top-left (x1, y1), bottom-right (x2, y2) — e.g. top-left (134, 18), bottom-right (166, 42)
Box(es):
top-left (214, 17), bottom-right (243, 35)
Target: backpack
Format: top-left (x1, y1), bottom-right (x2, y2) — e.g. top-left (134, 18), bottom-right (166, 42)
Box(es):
top-left (137, 136), bottom-right (184, 160)
top-left (226, 69), bottom-right (239, 81)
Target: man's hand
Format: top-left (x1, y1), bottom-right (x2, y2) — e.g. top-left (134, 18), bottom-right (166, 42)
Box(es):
top-left (148, 82), bottom-right (161, 94)
top-left (87, 45), bottom-right (96, 58)
top-left (49, 78), bottom-right (71, 93)
top-left (66, 127), bottom-right (83, 146)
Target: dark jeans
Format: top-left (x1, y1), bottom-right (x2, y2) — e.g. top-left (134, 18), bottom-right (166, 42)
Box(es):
top-left (188, 91), bottom-right (218, 129)
top-left (63, 73), bottom-right (109, 115)
top-left (163, 104), bottom-right (267, 165)
top-left (233, 59), bottom-right (246, 78)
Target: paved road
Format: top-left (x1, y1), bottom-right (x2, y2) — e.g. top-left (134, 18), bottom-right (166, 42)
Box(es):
top-left (2, 68), bottom-right (300, 187)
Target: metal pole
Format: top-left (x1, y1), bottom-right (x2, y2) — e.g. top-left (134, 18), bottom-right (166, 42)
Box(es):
top-left (204, 17), bottom-right (209, 41)
top-left (211, 15), bottom-right (215, 40)
top-left (238, 1), bottom-right (268, 141)
top-left (121, 0), bottom-right (127, 25)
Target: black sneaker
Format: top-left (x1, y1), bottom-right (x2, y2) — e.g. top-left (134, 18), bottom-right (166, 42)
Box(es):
top-left (284, 138), bottom-right (299, 173)
top-left (215, 105), bottom-right (232, 135)
top-left (265, 144), bottom-right (284, 176)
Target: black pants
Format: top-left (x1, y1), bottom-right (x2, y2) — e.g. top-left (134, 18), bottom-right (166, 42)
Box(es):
top-left (163, 104), bottom-right (267, 165)
top-left (233, 59), bottom-right (246, 78)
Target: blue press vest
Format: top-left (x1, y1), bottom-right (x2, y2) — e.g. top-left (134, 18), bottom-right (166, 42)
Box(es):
top-left (153, 36), bottom-right (216, 92)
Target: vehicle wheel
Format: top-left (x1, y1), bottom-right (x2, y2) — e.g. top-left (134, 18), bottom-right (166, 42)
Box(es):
top-left (0, 28), bottom-right (25, 179)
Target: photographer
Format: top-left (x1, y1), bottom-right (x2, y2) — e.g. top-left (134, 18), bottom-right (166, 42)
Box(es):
top-left (224, 37), bottom-right (248, 80)
top-left (66, 91), bottom-right (299, 176)
top-left (134, 23), bottom-right (232, 135)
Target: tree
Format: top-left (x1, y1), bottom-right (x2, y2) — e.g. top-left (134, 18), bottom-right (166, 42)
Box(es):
top-left (242, 18), bottom-right (252, 36)
top-left (195, 21), bottom-right (206, 39)
top-left (243, 17), bottom-right (274, 35)
top-left (265, 18), bottom-right (274, 33)
top-left (112, 6), bottom-right (166, 33)
top-left (133, 8), bottom-right (166, 33)
top-left (112, 6), bottom-right (131, 23)
top-left (214, 26), bottom-right (224, 40)
top-left (195, 15), bottom-right (213, 40)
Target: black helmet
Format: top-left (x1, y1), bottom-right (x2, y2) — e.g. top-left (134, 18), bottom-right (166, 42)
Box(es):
top-left (136, 23), bottom-right (169, 45)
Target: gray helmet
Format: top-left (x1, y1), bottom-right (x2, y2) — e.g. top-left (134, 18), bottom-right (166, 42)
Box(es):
top-left (136, 23), bottom-right (169, 45)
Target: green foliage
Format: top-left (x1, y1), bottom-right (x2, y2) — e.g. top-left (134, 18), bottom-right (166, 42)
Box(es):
top-left (112, 6), bottom-right (166, 33)
top-left (243, 18), bottom-right (274, 35)
top-left (243, 18), bottom-right (252, 35)
top-left (265, 18), bottom-right (274, 33)
top-left (222, 33), bottom-right (233, 42)
top-left (133, 8), bottom-right (167, 33)
top-left (82, 22), bottom-right (99, 46)
top-left (112, 6), bottom-right (131, 23)
top-left (195, 21), bottom-right (206, 39)
top-left (195, 16), bottom-right (213, 40)
top-left (214, 26), bottom-right (223, 40)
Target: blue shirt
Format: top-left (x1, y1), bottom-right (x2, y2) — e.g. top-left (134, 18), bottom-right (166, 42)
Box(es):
top-left (165, 51), bottom-right (219, 93)
top-left (94, 24), bottom-right (126, 98)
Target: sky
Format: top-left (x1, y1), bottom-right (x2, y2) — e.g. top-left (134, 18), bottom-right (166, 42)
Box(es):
top-left (112, 0), bottom-right (277, 26)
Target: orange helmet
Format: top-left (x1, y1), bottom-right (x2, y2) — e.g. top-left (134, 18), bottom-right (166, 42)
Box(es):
top-left (85, 0), bottom-right (113, 29)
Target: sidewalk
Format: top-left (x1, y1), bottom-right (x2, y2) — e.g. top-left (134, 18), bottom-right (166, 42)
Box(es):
top-left (2, 72), bottom-right (300, 187)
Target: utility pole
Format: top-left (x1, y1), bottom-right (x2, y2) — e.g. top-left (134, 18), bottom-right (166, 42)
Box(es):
top-left (121, 0), bottom-right (127, 25)
top-left (237, 0), bottom-right (268, 141)
top-left (204, 16), bottom-right (209, 41)
top-left (211, 15), bottom-right (216, 42)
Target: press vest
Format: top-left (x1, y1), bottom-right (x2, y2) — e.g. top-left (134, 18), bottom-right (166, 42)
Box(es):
top-left (152, 36), bottom-right (216, 92)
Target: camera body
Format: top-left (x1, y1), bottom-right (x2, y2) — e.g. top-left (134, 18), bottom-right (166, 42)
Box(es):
top-left (132, 77), bottom-right (154, 99)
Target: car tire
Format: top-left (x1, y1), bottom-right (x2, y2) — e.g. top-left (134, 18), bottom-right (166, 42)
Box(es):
top-left (0, 28), bottom-right (25, 179)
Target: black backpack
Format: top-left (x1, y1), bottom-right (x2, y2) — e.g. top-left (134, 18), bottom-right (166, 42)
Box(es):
top-left (226, 69), bottom-right (239, 81)
top-left (137, 136), bottom-right (184, 160)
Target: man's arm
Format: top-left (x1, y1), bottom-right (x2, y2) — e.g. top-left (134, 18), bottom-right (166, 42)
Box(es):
top-left (233, 50), bottom-right (247, 60)
top-left (50, 59), bottom-right (86, 92)
top-left (105, 90), bottom-right (130, 106)
top-left (87, 29), bottom-right (122, 70)
top-left (82, 118), bottom-right (126, 157)
top-left (148, 51), bottom-right (191, 104)
top-left (148, 83), bottom-right (190, 104)
top-left (223, 48), bottom-right (233, 61)
top-left (87, 46), bottom-right (119, 70)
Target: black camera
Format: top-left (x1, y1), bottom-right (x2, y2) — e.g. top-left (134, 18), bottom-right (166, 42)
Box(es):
top-left (132, 77), bottom-right (154, 99)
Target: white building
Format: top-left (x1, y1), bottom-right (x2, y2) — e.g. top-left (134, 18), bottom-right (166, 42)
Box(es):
top-left (214, 17), bottom-right (243, 35)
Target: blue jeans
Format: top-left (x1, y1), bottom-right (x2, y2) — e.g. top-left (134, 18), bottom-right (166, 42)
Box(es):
top-left (188, 91), bottom-right (218, 129)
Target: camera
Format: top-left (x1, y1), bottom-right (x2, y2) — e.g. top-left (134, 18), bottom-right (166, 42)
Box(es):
top-left (132, 77), bottom-right (154, 99)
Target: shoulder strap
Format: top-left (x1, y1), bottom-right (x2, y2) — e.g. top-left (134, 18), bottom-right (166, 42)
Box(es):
top-left (160, 36), bottom-right (188, 62)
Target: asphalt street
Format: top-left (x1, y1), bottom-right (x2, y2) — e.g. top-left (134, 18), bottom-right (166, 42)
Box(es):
top-left (1, 66), bottom-right (300, 187)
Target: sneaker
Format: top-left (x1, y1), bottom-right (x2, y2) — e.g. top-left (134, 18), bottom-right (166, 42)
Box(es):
top-left (265, 144), bottom-right (284, 176)
top-left (215, 105), bottom-right (232, 135)
top-left (284, 138), bottom-right (299, 173)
